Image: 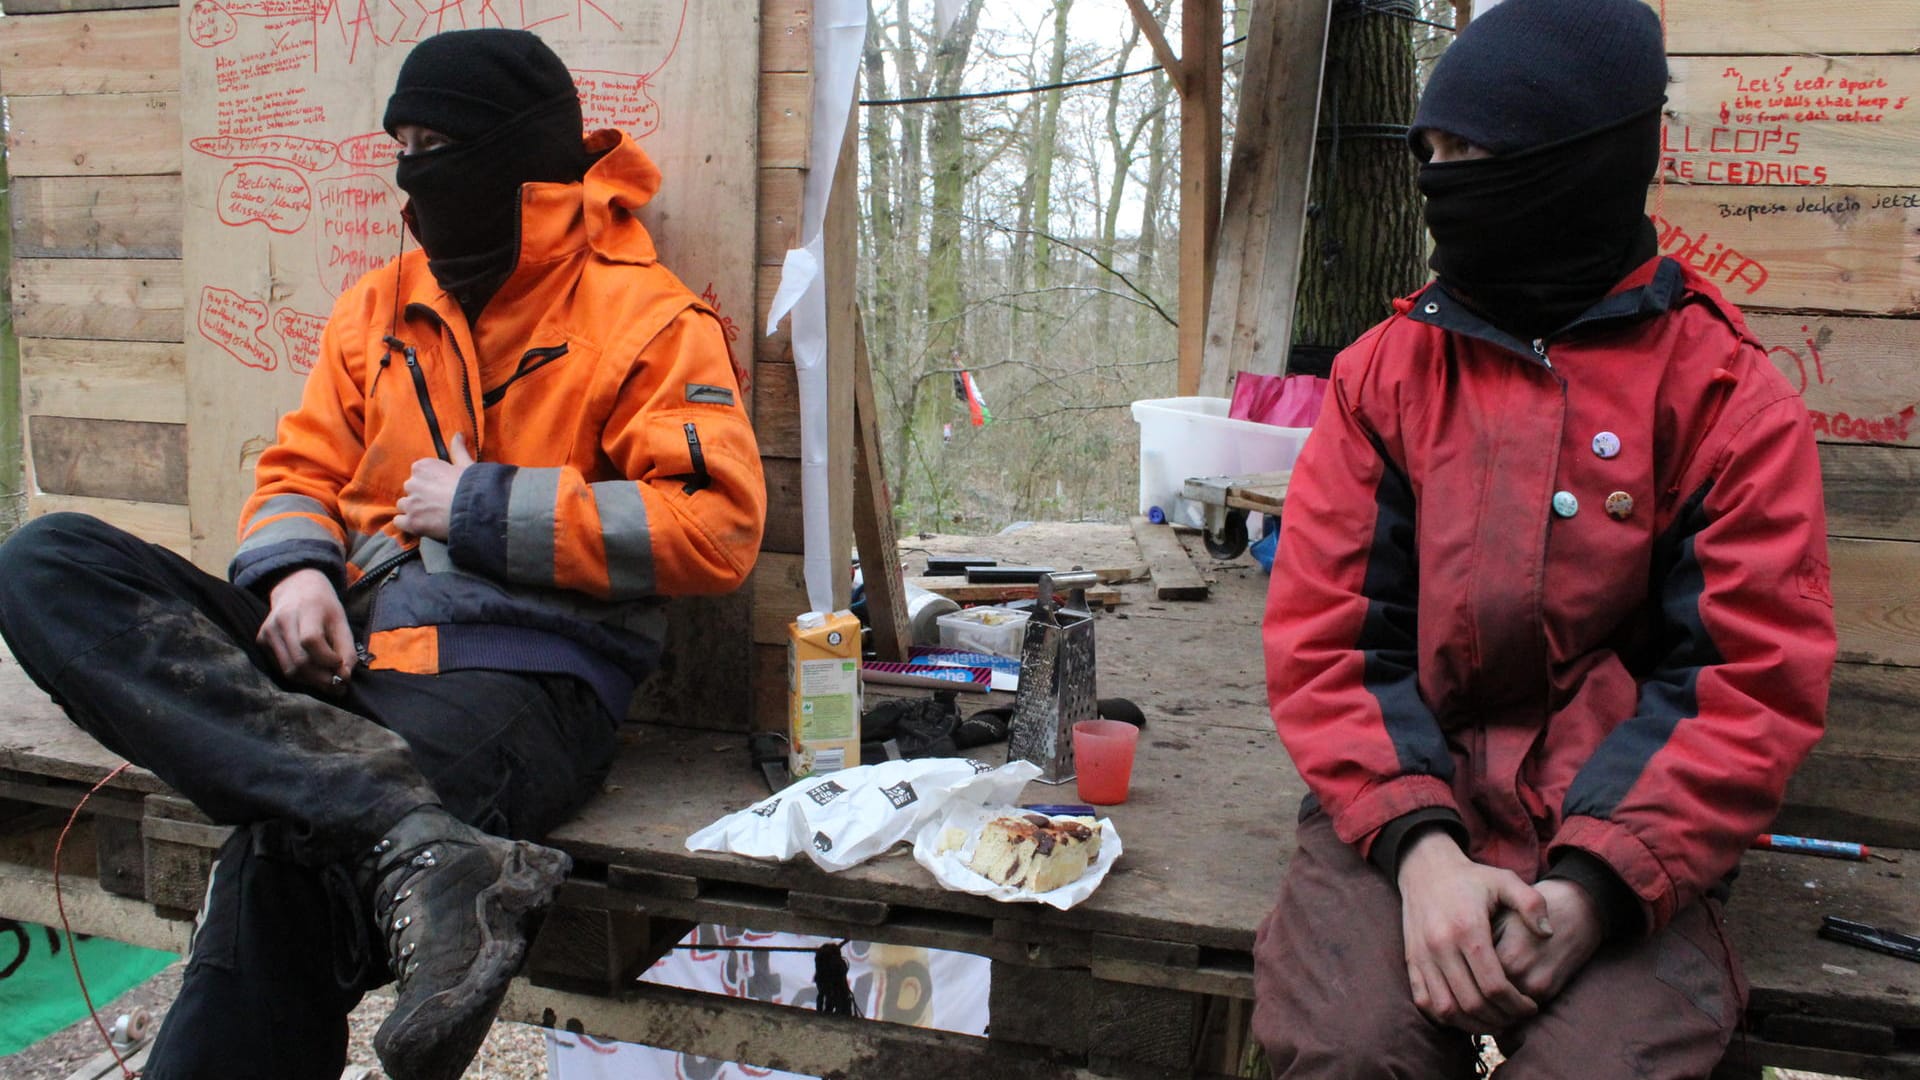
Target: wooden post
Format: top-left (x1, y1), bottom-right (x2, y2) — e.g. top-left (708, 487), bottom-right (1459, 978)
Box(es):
top-left (0, 149), bottom-right (21, 536)
top-left (852, 314), bottom-right (911, 662)
top-left (1177, 0), bottom-right (1224, 396)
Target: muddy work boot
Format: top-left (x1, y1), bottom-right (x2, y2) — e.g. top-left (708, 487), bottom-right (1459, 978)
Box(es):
top-left (359, 805), bottom-right (570, 1080)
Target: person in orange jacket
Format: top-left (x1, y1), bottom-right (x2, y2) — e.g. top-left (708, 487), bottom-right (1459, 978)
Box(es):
top-left (0, 29), bottom-right (763, 1080)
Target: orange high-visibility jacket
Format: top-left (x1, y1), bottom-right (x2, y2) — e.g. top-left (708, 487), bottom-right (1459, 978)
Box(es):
top-left (231, 130), bottom-right (765, 710)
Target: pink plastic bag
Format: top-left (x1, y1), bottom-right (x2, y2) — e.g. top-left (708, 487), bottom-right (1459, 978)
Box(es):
top-left (1229, 373), bottom-right (1327, 428)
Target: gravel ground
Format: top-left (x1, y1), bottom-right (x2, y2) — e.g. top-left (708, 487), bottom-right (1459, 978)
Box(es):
top-left (0, 963), bottom-right (551, 1080)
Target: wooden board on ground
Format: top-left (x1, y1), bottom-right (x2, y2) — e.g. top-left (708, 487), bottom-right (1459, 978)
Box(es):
top-left (179, 0), bottom-right (760, 572)
top-left (1646, 185), bottom-right (1920, 315)
top-left (1130, 515), bottom-right (1209, 600)
top-left (1196, 0), bottom-right (1330, 395)
top-left (1654, 0), bottom-right (1920, 57)
top-left (1663, 56), bottom-right (1920, 190)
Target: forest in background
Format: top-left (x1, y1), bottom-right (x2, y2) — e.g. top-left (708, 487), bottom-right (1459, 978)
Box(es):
top-left (855, 0), bottom-right (1452, 533)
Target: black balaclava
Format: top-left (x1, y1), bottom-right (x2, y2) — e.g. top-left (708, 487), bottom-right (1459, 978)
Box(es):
top-left (383, 29), bottom-right (590, 322)
top-left (1409, 0), bottom-right (1668, 340)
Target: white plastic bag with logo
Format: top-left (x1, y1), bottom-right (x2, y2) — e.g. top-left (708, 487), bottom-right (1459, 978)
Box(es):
top-left (685, 758), bottom-right (1039, 872)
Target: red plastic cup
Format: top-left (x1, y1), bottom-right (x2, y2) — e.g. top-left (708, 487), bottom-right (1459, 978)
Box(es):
top-left (1073, 719), bottom-right (1140, 805)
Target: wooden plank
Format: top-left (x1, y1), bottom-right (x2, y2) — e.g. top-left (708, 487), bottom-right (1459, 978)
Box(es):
top-left (26, 493), bottom-right (189, 555)
top-left (1121, 0), bottom-right (1187, 91)
top-left (1646, 185), bottom-right (1920, 314)
top-left (1750, 313), bottom-right (1920, 448)
top-left (1776, 662), bottom-right (1920, 848)
top-left (0, 861), bottom-right (190, 956)
top-left (1130, 515), bottom-right (1208, 601)
top-left (760, 455), bottom-right (803, 553)
top-left (853, 315), bottom-right (910, 662)
top-left (1819, 445), bottom-right (1920, 541)
top-left (13, 258), bottom-right (184, 343)
top-left (11, 174), bottom-right (182, 259)
top-left (752, 551), bottom-right (809, 644)
top-left (1175, 0), bottom-right (1223, 395)
top-left (759, 0), bottom-right (811, 74)
top-left (752, 641), bottom-right (786, 732)
top-left (758, 71), bottom-right (812, 170)
top-left (0, 0), bottom-right (178, 14)
top-left (753, 359), bottom-right (800, 456)
top-left (5, 92), bottom-right (180, 176)
top-left (28, 415), bottom-right (186, 504)
top-left (756, 263), bottom-right (794, 366)
top-left (1663, 56), bottom-right (1920, 189)
top-left (1831, 537), bottom-right (1920, 667)
top-left (0, 7), bottom-right (178, 95)
top-left (1196, 0), bottom-right (1329, 394)
top-left (21, 338), bottom-right (186, 424)
top-left (758, 167), bottom-right (804, 265)
top-left (1654, 0), bottom-right (1920, 57)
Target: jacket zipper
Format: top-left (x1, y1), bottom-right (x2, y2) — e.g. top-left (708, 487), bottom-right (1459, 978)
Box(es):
top-left (346, 549), bottom-right (415, 663)
top-left (1531, 338), bottom-right (1553, 371)
top-left (399, 344), bottom-right (450, 463)
top-left (483, 344), bottom-right (570, 408)
top-left (680, 422), bottom-right (711, 495)
top-left (399, 304), bottom-right (482, 459)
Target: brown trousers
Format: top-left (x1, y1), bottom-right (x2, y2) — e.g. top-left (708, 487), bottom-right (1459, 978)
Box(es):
top-left (1252, 813), bottom-right (1746, 1079)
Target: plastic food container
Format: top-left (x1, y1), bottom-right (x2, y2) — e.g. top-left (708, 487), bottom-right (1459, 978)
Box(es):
top-left (937, 606), bottom-right (1031, 659)
top-left (1130, 396), bottom-right (1310, 528)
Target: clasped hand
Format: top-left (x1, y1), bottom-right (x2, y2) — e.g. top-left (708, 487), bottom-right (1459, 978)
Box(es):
top-left (393, 432), bottom-right (474, 541)
top-left (1396, 831), bottom-right (1605, 1034)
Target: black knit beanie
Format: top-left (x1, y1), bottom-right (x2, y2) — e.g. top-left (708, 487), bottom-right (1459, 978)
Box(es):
top-left (383, 29), bottom-right (581, 141)
top-left (1410, 0), bottom-right (1667, 158)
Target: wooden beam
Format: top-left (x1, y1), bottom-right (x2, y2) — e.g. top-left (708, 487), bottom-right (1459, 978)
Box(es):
top-left (21, 339), bottom-right (186, 425)
top-left (1176, 0), bottom-right (1224, 395)
top-left (853, 314), bottom-right (911, 662)
top-left (1131, 515), bottom-right (1209, 600)
top-left (26, 493), bottom-right (188, 555)
top-left (1121, 0), bottom-right (1187, 91)
top-left (11, 174), bottom-right (182, 259)
top-left (1197, 0), bottom-right (1331, 395)
top-left (0, 7), bottom-right (178, 95)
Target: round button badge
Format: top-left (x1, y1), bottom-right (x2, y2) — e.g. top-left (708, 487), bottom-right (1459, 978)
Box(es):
top-left (1592, 431), bottom-right (1621, 459)
top-left (1605, 491), bottom-right (1635, 520)
top-left (1552, 491), bottom-right (1579, 519)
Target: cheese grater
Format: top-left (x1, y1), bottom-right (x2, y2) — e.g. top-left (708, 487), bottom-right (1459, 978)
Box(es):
top-left (1005, 571), bottom-right (1101, 783)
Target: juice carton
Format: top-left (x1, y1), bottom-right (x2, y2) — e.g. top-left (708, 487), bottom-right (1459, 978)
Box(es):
top-left (788, 610), bottom-right (862, 777)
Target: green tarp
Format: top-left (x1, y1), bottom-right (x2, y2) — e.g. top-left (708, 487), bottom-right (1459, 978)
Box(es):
top-left (0, 921), bottom-right (176, 1056)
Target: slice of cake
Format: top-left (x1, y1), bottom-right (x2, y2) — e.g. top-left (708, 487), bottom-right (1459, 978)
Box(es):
top-left (966, 813), bottom-right (1102, 893)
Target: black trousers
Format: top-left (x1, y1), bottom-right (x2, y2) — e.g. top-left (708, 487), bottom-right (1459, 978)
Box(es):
top-left (0, 513), bottom-right (619, 1079)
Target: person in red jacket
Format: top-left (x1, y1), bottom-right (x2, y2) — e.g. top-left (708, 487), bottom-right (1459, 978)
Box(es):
top-left (1251, 0), bottom-right (1834, 1074)
top-left (0, 30), bottom-right (763, 1080)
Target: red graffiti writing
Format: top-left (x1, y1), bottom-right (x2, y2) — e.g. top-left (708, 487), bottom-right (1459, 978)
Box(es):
top-left (189, 0), bottom-right (238, 47)
top-left (337, 131), bottom-right (398, 170)
top-left (574, 70), bottom-right (660, 138)
top-left (199, 287), bottom-right (279, 372)
top-left (1807, 406), bottom-right (1917, 444)
top-left (313, 174), bottom-right (402, 297)
top-left (1649, 214), bottom-right (1770, 295)
top-left (191, 133), bottom-right (338, 173)
top-left (218, 163), bottom-right (311, 233)
top-left (272, 308), bottom-right (329, 375)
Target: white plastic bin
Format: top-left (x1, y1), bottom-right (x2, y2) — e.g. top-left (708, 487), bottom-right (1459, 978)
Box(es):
top-left (1130, 397), bottom-right (1310, 529)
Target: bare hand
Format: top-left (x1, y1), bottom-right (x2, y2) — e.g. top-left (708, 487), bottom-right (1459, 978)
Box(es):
top-left (1492, 878), bottom-right (1606, 1006)
top-left (393, 432), bottom-right (474, 541)
top-left (258, 567), bottom-right (356, 691)
top-left (1396, 830), bottom-right (1552, 1034)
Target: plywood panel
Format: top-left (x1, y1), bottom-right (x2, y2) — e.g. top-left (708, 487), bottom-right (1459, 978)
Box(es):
top-left (1819, 445), bottom-right (1920, 542)
top-left (181, 1), bottom-right (760, 571)
top-left (1646, 185), bottom-right (1920, 314)
top-left (1654, 0), bottom-right (1920, 57)
top-left (5, 92), bottom-right (180, 176)
top-left (11, 174), bottom-right (183, 259)
top-left (28, 415), bottom-right (186, 504)
top-left (1750, 313), bottom-right (1920, 447)
top-left (0, 7), bottom-right (178, 95)
top-left (22, 338), bottom-right (186, 424)
top-left (1830, 537), bottom-right (1920, 667)
top-left (12, 258), bottom-right (184, 342)
top-left (1663, 56), bottom-right (1920, 189)
top-left (26, 493), bottom-right (189, 556)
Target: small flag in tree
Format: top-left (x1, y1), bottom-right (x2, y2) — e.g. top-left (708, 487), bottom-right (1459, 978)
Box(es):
top-left (953, 370), bottom-right (991, 427)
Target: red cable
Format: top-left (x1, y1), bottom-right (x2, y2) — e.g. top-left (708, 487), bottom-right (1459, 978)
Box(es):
top-left (53, 760), bottom-right (142, 1080)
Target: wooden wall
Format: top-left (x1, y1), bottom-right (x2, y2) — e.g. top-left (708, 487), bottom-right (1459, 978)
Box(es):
top-left (1651, 1), bottom-right (1920, 846)
top-left (0, 0), bottom-right (850, 733)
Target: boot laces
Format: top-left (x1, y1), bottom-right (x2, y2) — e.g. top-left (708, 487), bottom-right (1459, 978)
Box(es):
top-left (370, 844), bottom-right (441, 988)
